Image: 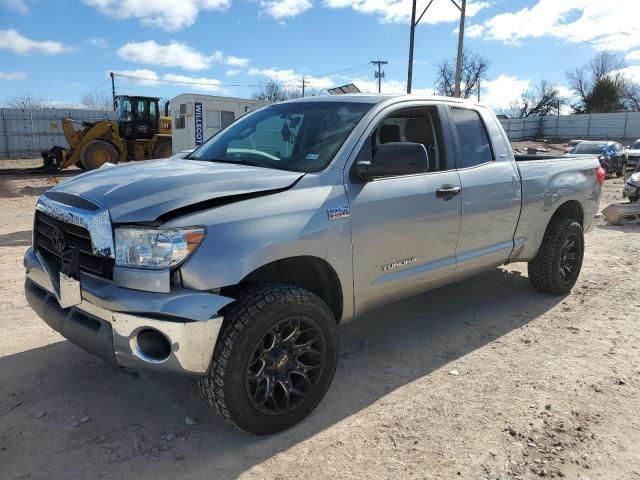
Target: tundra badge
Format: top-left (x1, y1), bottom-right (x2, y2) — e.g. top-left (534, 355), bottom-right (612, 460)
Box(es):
top-left (382, 257), bottom-right (417, 271)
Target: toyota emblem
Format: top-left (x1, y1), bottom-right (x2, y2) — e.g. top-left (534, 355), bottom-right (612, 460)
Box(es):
top-left (51, 227), bottom-right (65, 253)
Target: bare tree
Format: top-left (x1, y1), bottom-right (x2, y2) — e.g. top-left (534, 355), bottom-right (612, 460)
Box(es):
top-left (503, 80), bottom-right (565, 118)
top-left (5, 93), bottom-right (50, 109)
top-left (81, 91), bottom-right (113, 110)
top-left (252, 80), bottom-right (296, 102)
top-left (435, 49), bottom-right (490, 99)
top-left (567, 51), bottom-right (639, 113)
top-left (252, 80), bottom-right (326, 102)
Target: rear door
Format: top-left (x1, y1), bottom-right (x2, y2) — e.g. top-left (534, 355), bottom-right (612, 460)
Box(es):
top-left (448, 106), bottom-right (521, 275)
top-left (345, 104), bottom-right (462, 314)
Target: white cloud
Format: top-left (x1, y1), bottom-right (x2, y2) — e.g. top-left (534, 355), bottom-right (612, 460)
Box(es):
top-left (260, 0), bottom-right (312, 20)
top-left (481, 74), bottom-right (530, 110)
top-left (226, 69), bottom-right (241, 76)
top-left (627, 50), bottom-right (640, 62)
top-left (87, 37), bottom-right (109, 49)
top-left (468, 0), bottom-right (640, 54)
top-left (114, 69), bottom-right (223, 92)
top-left (84, 0), bottom-right (230, 31)
top-left (0, 71), bottom-right (26, 81)
top-left (323, 0), bottom-right (488, 24)
top-left (617, 66), bottom-right (640, 84)
top-left (247, 66), bottom-right (335, 89)
top-left (225, 55), bottom-right (249, 67)
top-left (118, 40), bottom-right (224, 71)
top-left (3, 0), bottom-right (29, 14)
top-left (349, 77), bottom-right (435, 95)
top-left (0, 29), bottom-right (71, 55)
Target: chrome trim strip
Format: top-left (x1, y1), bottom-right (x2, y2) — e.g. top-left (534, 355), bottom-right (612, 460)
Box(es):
top-left (36, 195), bottom-right (115, 258)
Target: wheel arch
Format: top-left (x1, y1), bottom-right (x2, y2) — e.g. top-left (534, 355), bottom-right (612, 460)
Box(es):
top-left (224, 255), bottom-right (344, 323)
top-left (550, 200), bottom-right (584, 229)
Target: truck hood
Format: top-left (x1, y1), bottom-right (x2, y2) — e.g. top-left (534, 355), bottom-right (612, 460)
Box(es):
top-left (50, 159), bottom-right (304, 223)
top-left (626, 149), bottom-right (640, 156)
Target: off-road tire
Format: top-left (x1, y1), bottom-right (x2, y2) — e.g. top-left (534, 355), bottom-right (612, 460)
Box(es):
top-left (528, 218), bottom-right (584, 295)
top-left (153, 140), bottom-right (172, 158)
top-left (80, 140), bottom-right (119, 170)
top-left (199, 284), bottom-right (339, 435)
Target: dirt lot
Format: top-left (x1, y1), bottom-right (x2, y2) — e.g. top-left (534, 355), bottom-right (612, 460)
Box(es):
top-left (1, 169), bottom-right (639, 480)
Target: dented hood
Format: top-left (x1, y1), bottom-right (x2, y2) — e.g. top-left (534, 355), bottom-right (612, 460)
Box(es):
top-left (51, 159), bottom-right (304, 223)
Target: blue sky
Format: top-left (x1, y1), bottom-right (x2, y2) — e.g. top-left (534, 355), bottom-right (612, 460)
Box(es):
top-left (1, 0), bottom-right (639, 110)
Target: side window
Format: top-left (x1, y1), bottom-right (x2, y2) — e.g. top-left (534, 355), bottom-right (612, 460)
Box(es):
top-left (221, 111), bottom-right (235, 129)
top-left (450, 107), bottom-right (493, 168)
top-left (206, 110), bottom-right (221, 129)
top-left (370, 107), bottom-right (445, 172)
top-left (149, 102), bottom-right (158, 122)
top-left (615, 143), bottom-right (622, 152)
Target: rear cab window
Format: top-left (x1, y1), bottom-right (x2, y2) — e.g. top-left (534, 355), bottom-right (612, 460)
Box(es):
top-left (450, 107), bottom-right (494, 168)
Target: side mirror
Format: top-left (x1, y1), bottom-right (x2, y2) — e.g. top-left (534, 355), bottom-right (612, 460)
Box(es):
top-left (355, 142), bottom-right (429, 181)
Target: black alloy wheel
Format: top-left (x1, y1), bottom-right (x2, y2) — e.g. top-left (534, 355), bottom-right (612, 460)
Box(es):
top-left (558, 232), bottom-right (581, 284)
top-left (245, 316), bottom-right (325, 415)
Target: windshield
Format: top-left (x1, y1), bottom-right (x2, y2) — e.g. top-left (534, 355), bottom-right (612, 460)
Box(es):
top-left (188, 101), bottom-right (372, 172)
top-left (571, 143), bottom-right (606, 154)
top-left (117, 98), bottom-right (132, 122)
top-left (630, 140), bottom-right (640, 150)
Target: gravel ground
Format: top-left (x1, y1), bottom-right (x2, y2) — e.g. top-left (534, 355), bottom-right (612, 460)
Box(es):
top-left (0, 170), bottom-right (639, 480)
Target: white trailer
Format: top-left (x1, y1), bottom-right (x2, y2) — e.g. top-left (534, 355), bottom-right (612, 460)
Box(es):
top-left (169, 93), bottom-right (269, 153)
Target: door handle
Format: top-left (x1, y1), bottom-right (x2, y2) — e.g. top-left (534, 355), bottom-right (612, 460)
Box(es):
top-left (436, 185), bottom-right (461, 198)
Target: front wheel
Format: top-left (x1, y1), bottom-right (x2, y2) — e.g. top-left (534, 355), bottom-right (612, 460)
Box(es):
top-left (80, 139), bottom-right (119, 170)
top-left (528, 217), bottom-right (584, 295)
top-left (199, 285), bottom-right (339, 435)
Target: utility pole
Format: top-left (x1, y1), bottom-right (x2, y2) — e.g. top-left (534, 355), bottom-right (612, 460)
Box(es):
top-left (477, 78), bottom-right (480, 102)
top-left (300, 77), bottom-right (310, 97)
top-left (407, 0), bottom-right (435, 94)
top-left (453, 0), bottom-right (466, 98)
top-left (110, 72), bottom-right (116, 111)
top-left (371, 60), bottom-right (388, 93)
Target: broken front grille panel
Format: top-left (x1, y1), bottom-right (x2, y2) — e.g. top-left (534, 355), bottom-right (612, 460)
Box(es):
top-left (34, 210), bottom-right (115, 280)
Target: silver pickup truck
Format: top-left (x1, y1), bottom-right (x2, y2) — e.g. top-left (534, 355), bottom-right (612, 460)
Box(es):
top-left (24, 95), bottom-right (604, 434)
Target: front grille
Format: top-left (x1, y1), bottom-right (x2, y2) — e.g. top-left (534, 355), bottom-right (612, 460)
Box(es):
top-left (34, 211), bottom-right (114, 280)
top-left (628, 155), bottom-right (639, 167)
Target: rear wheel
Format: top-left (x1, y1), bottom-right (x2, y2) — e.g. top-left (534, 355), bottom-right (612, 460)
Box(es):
top-left (199, 285), bottom-right (339, 435)
top-left (153, 140), bottom-right (172, 158)
top-left (80, 140), bottom-right (119, 170)
top-left (528, 218), bottom-right (584, 295)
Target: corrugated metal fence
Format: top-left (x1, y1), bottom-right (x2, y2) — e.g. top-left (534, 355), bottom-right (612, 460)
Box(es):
top-left (0, 108), bottom-right (116, 159)
top-left (500, 112), bottom-right (640, 141)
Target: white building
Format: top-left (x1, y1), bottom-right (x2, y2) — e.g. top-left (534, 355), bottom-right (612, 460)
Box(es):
top-left (169, 93), bottom-right (269, 153)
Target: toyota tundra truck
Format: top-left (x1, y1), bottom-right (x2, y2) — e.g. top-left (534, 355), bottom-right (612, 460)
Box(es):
top-left (24, 95), bottom-right (604, 434)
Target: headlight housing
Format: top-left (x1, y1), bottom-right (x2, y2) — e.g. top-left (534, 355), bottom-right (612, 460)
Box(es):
top-left (114, 227), bottom-right (205, 270)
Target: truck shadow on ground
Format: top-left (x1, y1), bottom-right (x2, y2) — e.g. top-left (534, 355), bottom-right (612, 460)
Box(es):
top-left (0, 268), bottom-right (564, 480)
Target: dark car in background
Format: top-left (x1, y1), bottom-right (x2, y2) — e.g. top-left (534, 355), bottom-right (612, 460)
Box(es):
top-left (566, 140), bottom-right (627, 177)
top-left (625, 139), bottom-right (640, 174)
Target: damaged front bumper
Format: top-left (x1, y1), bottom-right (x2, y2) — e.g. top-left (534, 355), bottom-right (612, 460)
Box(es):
top-left (24, 247), bottom-right (233, 375)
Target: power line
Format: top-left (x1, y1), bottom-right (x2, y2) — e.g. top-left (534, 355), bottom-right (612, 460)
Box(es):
top-left (112, 73), bottom-right (261, 88)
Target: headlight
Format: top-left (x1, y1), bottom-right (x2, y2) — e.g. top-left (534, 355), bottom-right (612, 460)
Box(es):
top-left (115, 227), bottom-right (205, 269)
top-left (630, 173), bottom-right (640, 184)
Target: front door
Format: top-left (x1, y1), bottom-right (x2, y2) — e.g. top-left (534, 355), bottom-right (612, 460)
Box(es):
top-left (345, 105), bottom-right (462, 315)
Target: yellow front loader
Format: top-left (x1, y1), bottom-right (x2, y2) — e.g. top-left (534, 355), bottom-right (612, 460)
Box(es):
top-left (43, 95), bottom-right (173, 171)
